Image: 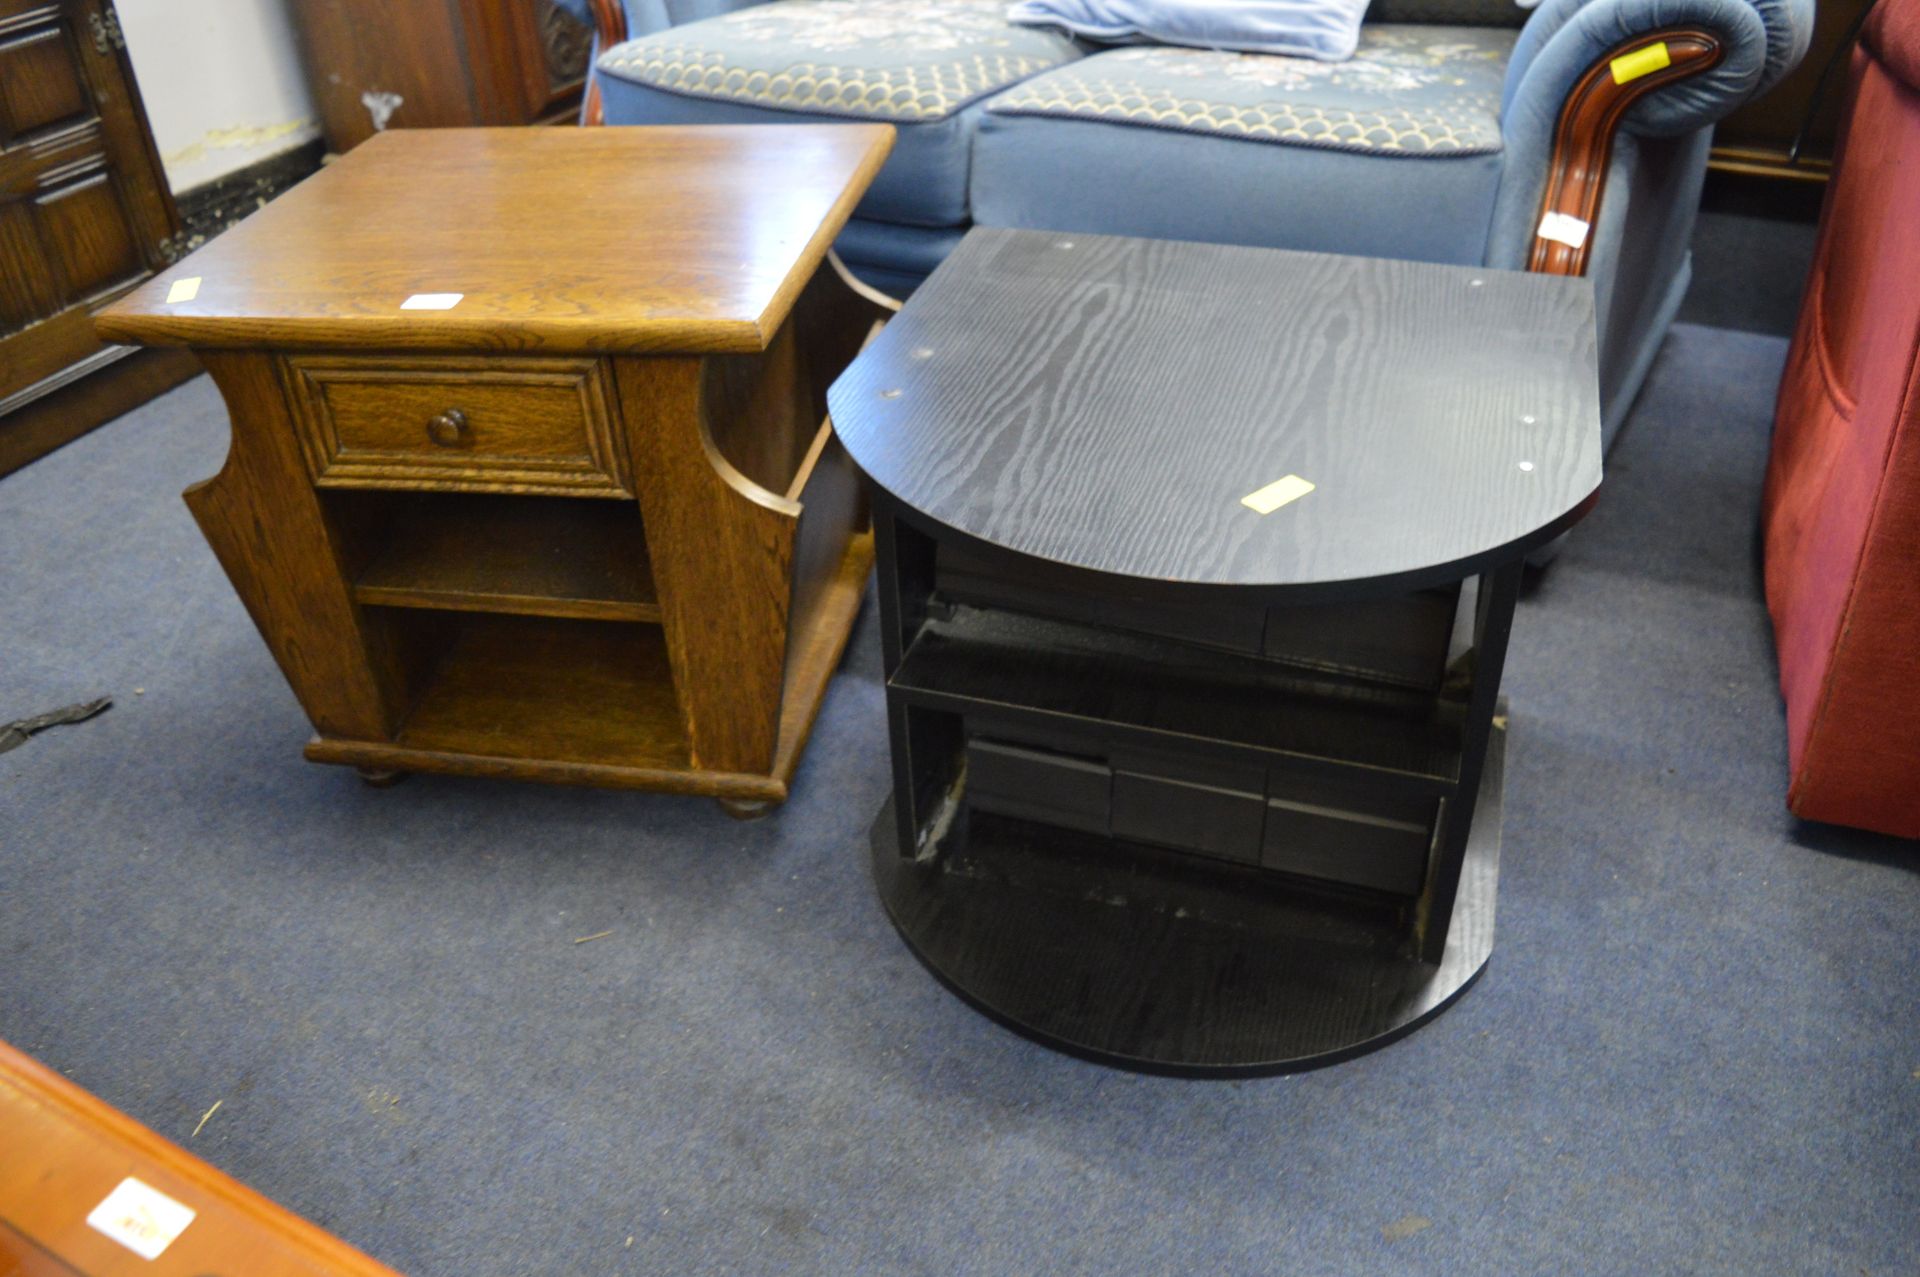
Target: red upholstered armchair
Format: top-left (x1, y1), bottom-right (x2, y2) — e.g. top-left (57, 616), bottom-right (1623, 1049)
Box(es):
top-left (1763, 0), bottom-right (1920, 839)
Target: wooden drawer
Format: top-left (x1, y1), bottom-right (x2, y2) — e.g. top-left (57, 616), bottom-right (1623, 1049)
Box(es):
top-left (1111, 744), bottom-right (1266, 865)
top-left (959, 718), bottom-right (1435, 892)
top-left (283, 355), bottom-right (630, 497)
top-left (1262, 588), bottom-right (1460, 691)
top-left (936, 540), bottom-right (1459, 690)
top-left (1262, 769), bottom-right (1436, 896)
top-left (966, 735), bottom-right (1112, 836)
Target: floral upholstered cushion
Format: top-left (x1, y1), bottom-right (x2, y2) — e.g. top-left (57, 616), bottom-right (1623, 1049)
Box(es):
top-left (985, 24), bottom-right (1515, 155)
top-left (596, 0), bottom-right (1084, 122)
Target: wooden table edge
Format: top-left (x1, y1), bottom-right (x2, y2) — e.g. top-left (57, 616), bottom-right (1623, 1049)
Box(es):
top-left (750, 123), bottom-right (894, 349)
top-left (87, 314), bottom-right (776, 355)
top-left (868, 484), bottom-right (1603, 606)
top-left (91, 124), bottom-right (897, 357)
top-left (0, 1039), bottom-right (403, 1275)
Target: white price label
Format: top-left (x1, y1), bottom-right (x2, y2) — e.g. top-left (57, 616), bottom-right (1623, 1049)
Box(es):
top-left (1536, 212), bottom-right (1591, 250)
top-left (86, 1176), bottom-right (196, 1260)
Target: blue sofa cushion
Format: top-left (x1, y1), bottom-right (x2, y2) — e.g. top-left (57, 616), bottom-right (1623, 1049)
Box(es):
top-left (973, 26), bottom-right (1515, 264)
top-left (596, 0), bottom-right (1081, 120)
top-left (985, 24), bottom-right (1514, 156)
top-left (595, 0), bottom-right (1082, 225)
top-left (833, 217), bottom-right (969, 294)
top-left (594, 79), bottom-right (978, 226)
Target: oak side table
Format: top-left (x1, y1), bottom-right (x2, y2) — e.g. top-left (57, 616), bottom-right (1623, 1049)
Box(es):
top-left (829, 228), bottom-right (1603, 1073)
top-left (97, 126), bottom-right (893, 813)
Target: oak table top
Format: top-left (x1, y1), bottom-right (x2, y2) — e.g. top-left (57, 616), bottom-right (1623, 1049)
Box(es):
top-left (96, 125), bottom-right (894, 355)
top-left (829, 228), bottom-right (1604, 597)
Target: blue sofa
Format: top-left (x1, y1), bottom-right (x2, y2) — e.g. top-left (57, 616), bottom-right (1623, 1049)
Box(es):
top-left (557, 0), bottom-right (1810, 441)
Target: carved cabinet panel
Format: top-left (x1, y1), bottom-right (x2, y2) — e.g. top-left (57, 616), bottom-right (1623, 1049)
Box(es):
top-left (288, 0), bottom-right (593, 155)
top-left (0, 0), bottom-right (179, 412)
top-left (521, 0), bottom-right (594, 119)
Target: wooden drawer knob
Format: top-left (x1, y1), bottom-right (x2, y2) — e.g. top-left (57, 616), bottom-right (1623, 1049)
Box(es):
top-left (425, 408), bottom-right (469, 447)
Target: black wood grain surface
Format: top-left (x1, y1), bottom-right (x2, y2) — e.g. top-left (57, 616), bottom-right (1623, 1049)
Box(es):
top-left (830, 229), bottom-right (1602, 591)
top-left (867, 723), bottom-right (1506, 1074)
top-left (891, 605), bottom-right (1463, 787)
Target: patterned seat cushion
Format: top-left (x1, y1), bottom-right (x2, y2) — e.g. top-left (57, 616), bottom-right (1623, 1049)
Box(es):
top-left (972, 25), bottom-right (1517, 269)
top-left (595, 0), bottom-right (1082, 227)
top-left (985, 25), bottom-right (1515, 157)
top-left (597, 0), bottom-right (1082, 123)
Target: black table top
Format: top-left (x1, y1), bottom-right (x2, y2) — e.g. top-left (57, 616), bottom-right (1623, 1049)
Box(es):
top-left (828, 229), bottom-right (1603, 594)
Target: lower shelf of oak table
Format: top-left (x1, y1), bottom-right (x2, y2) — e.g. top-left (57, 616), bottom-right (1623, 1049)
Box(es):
top-left (306, 530), bottom-right (874, 801)
top-left (347, 493), bottom-right (662, 624)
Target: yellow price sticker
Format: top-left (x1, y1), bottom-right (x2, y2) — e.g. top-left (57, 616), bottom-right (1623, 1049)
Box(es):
top-left (1610, 41), bottom-right (1672, 85)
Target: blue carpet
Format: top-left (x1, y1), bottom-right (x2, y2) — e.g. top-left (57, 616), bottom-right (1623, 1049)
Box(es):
top-left (2, 323), bottom-right (1916, 1275)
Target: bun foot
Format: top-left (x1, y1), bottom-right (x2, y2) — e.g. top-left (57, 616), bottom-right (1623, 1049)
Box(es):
top-left (717, 797), bottom-right (777, 821)
top-left (356, 767), bottom-right (409, 788)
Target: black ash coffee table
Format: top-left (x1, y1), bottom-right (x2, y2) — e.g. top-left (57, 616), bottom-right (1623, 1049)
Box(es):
top-left (828, 228), bottom-right (1602, 1074)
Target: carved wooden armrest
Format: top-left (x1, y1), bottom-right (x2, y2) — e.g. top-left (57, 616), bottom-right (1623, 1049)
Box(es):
top-left (1528, 30), bottom-right (1726, 276)
top-left (580, 0), bottom-right (630, 126)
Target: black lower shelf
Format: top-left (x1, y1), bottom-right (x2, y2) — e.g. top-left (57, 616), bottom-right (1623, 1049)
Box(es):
top-left (871, 723), bottom-right (1504, 1075)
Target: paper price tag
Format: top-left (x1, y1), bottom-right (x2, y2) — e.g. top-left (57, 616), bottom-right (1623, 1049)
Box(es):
top-left (401, 293), bottom-right (463, 311)
top-left (1536, 212), bottom-right (1590, 250)
top-left (1241, 474), bottom-right (1315, 514)
top-left (86, 1177), bottom-right (196, 1260)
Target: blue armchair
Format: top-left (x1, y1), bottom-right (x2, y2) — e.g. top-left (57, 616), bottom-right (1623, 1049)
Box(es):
top-left (559, 0), bottom-right (1810, 441)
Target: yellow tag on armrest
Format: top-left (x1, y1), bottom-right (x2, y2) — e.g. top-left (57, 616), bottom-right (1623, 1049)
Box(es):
top-left (1610, 41), bottom-right (1672, 85)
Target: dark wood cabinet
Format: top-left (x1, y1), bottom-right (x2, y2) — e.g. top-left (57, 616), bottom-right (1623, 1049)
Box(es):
top-left (0, 0), bottom-right (196, 476)
top-left (288, 0), bottom-right (593, 154)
